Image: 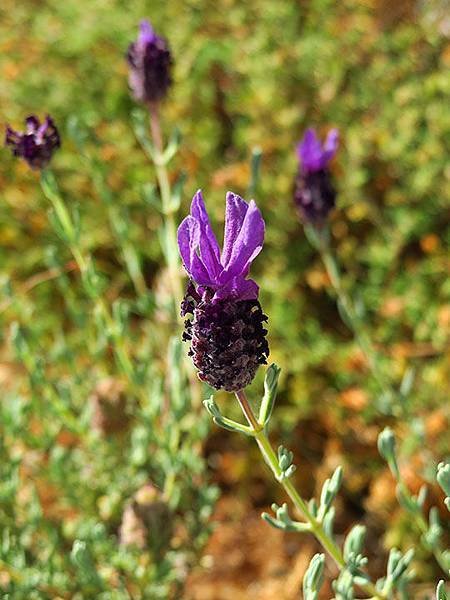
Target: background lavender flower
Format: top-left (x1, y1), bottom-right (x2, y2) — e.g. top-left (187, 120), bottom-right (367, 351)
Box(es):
top-left (127, 20), bottom-right (172, 104)
top-left (294, 128), bottom-right (339, 224)
top-left (5, 115), bottom-right (60, 170)
top-left (178, 191), bottom-right (269, 391)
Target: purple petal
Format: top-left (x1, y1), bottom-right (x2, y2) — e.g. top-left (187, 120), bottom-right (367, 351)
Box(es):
top-left (297, 128), bottom-right (324, 172)
top-left (219, 199), bottom-right (264, 282)
top-left (322, 128), bottom-right (339, 165)
top-left (190, 190), bottom-right (221, 279)
top-left (214, 276), bottom-right (259, 301)
top-left (221, 192), bottom-right (249, 267)
top-left (25, 116), bottom-right (39, 134)
top-left (177, 216), bottom-right (213, 286)
top-left (138, 20), bottom-right (156, 47)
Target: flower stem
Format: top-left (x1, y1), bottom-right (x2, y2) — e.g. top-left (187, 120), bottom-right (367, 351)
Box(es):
top-left (317, 230), bottom-right (399, 412)
top-left (148, 101), bottom-right (183, 310)
top-left (234, 389), bottom-right (386, 600)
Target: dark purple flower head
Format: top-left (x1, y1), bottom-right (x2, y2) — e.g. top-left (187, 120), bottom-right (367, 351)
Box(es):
top-left (178, 190), bottom-right (265, 302)
top-left (127, 20), bottom-right (172, 104)
top-left (178, 191), bottom-right (269, 391)
top-left (5, 115), bottom-right (60, 170)
top-left (294, 128), bottom-right (339, 224)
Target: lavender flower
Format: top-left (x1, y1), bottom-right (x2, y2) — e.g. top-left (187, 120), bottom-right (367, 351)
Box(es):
top-left (178, 191), bottom-right (269, 392)
top-left (127, 20), bottom-right (172, 104)
top-left (294, 128), bottom-right (339, 224)
top-left (5, 115), bottom-right (60, 170)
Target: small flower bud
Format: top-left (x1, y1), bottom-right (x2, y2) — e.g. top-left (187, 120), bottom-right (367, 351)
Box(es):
top-left (378, 427), bottom-right (400, 479)
top-left (294, 128), bottom-right (339, 224)
top-left (126, 20), bottom-right (172, 104)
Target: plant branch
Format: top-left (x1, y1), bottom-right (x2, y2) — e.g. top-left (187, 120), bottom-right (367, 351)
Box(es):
top-left (234, 389), bottom-right (387, 600)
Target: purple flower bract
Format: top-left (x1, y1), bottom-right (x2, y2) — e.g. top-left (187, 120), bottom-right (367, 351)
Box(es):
top-left (297, 128), bottom-right (339, 175)
top-left (178, 190), bottom-right (265, 302)
top-left (5, 115), bottom-right (60, 170)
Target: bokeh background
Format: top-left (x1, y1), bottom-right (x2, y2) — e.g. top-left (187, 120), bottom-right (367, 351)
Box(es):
top-left (0, 0), bottom-right (449, 598)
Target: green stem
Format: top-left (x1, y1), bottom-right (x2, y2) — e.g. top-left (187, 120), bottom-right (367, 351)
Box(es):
top-left (146, 102), bottom-right (203, 412)
top-left (317, 232), bottom-right (397, 407)
top-left (234, 389), bottom-right (386, 600)
top-left (148, 102), bottom-right (183, 309)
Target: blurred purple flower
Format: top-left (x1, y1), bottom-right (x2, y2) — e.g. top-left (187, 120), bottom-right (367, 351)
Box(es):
top-left (297, 128), bottom-right (339, 174)
top-left (294, 128), bottom-right (339, 223)
top-left (178, 191), bottom-right (269, 392)
top-left (5, 115), bottom-right (60, 170)
top-left (127, 20), bottom-right (172, 104)
top-left (178, 190), bottom-right (265, 302)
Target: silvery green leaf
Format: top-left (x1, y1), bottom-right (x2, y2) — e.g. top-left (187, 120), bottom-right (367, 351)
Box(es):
top-left (396, 484), bottom-right (419, 514)
top-left (333, 569), bottom-right (354, 600)
top-left (378, 427), bottom-right (400, 480)
top-left (161, 127), bottom-right (182, 165)
top-left (437, 462), bottom-right (450, 498)
top-left (422, 507), bottom-right (442, 548)
top-left (258, 363), bottom-right (281, 426)
top-left (330, 465), bottom-right (343, 494)
top-left (400, 366), bottom-right (415, 397)
top-left (417, 484), bottom-right (428, 508)
top-left (278, 446), bottom-right (293, 471)
top-left (436, 580), bottom-right (448, 600)
top-left (319, 466), bottom-right (343, 519)
top-left (323, 506), bottom-right (335, 538)
top-left (283, 464), bottom-right (297, 479)
top-left (387, 548), bottom-right (401, 577)
top-left (203, 397), bottom-right (253, 435)
top-left (203, 396), bottom-right (221, 419)
top-left (303, 553), bottom-right (325, 600)
top-left (308, 498), bottom-right (319, 518)
top-left (261, 511), bottom-right (287, 531)
top-left (261, 503), bottom-right (310, 532)
top-left (389, 548), bottom-right (414, 582)
top-left (344, 525), bottom-right (366, 562)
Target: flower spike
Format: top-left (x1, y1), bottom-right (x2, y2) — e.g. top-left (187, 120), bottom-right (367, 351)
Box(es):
top-left (294, 127), bottom-right (339, 223)
top-left (5, 115), bottom-right (60, 170)
top-left (178, 191), bottom-right (269, 391)
top-left (126, 19), bottom-right (173, 104)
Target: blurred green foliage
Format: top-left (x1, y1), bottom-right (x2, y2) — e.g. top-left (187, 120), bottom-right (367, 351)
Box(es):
top-left (0, 0), bottom-right (449, 597)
